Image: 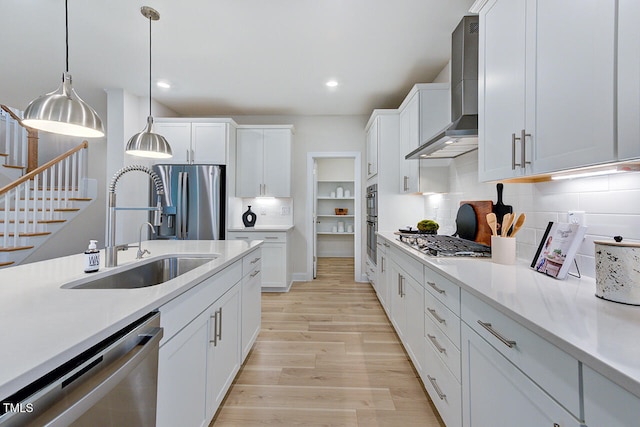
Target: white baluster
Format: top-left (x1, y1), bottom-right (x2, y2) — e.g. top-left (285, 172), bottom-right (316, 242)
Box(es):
top-left (22, 182), bottom-right (27, 235)
top-left (42, 169), bottom-right (47, 221)
top-left (4, 110), bottom-right (9, 160)
top-left (57, 161), bottom-right (62, 211)
top-left (63, 157), bottom-right (69, 208)
top-left (50, 165), bottom-right (55, 221)
top-left (32, 175), bottom-right (39, 233)
top-left (2, 193), bottom-right (7, 249)
top-left (78, 148), bottom-right (85, 197)
top-left (12, 188), bottom-right (19, 247)
top-left (13, 116), bottom-right (19, 167)
top-left (71, 152), bottom-right (78, 199)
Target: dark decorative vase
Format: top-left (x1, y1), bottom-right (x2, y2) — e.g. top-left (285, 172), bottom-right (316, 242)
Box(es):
top-left (242, 205), bottom-right (256, 227)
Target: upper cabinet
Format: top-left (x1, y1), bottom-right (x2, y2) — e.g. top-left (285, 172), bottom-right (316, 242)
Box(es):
top-left (236, 126), bottom-right (293, 198)
top-left (398, 84), bottom-right (449, 193)
top-left (366, 118), bottom-right (379, 179)
top-left (153, 120), bottom-right (231, 164)
top-left (618, 0), bottom-right (640, 161)
top-left (478, 0), bottom-right (617, 181)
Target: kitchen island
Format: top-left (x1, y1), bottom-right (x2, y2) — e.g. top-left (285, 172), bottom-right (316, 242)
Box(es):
top-left (0, 239), bottom-right (261, 418)
top-left (377, 231), bottom-right (640, 426)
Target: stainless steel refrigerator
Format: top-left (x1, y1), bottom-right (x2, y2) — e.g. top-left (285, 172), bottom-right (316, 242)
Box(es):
top-left (150, 164), bottom-right (225, 240)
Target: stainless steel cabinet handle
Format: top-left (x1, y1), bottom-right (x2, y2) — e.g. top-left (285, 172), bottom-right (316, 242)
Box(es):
top-left (427, 281), bottom-right (445, 294)
top-left (381, 256), bottom-right (385, 273)
top-left (235, 236), bottom-right (249, 239)
top-left (403, 176), bottom-right (409, 191)
top-left (427, 334), bottom-right (446, 354)
top-left (250, 269), bottom-right (260, 278)
top-left (477, 320), bottom-right (516, 348)
top-left (250, 257), bottom-right (261, 264)
top-left (520, 129), bottom-right (531, 169)
top-left (397, 274), bottom-right (402, 296)
top-left (384, 243), bottom-right (390, 248)
top-left (511, 133), bottom-right (518, 170)
top-left (368, 162), bottom-right (372, 174)
top-left (265, 236), bottom-right (278, 239)
top-left (217, 307), bottom-right (223, 341)
top-left (427, 308), bottom-right (446, 324)
top-left (427, 375), bottom-right (446, 400)
top-left (210, 313), bottom-right (218, 346)
top-left (400, 276), bottom-right (405, 297)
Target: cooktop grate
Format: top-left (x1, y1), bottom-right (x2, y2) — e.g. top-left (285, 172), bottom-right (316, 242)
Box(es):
top-left (396, 233), bottom-right (491, 257)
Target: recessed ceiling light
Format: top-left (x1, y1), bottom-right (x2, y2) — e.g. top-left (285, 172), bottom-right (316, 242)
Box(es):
top-left (157, 81), bottom-right (171, 89)
top-left (326, 80), bottom-right (338, 88)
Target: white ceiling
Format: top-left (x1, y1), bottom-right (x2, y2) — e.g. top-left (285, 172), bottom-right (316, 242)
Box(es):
top-left (1, 0), bottom-right (474, 117)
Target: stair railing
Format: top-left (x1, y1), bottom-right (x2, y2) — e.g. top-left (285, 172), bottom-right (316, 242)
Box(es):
top-left (0, 106), bottom-right (30, 173)
top-left (0, 141), bottom-right (88, 249)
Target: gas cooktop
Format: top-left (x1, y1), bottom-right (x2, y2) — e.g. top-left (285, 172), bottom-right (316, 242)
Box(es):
top-left (395, 232), bottom-right (491, 257)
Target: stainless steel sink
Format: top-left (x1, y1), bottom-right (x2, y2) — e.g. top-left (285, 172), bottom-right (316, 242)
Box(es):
top-left (63, 256), bottom-right (216, 290)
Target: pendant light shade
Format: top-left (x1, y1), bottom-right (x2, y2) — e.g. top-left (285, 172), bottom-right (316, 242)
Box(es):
top-left (125, 116), bottom-right (172, 158)
top-left (23, 0), bottom-right (104, 138)
top-left (125, 6), bottom-right (172, 159)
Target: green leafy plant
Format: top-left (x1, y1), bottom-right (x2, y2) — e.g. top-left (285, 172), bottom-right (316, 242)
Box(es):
top-left (417, 219), bottom-right (439, 233)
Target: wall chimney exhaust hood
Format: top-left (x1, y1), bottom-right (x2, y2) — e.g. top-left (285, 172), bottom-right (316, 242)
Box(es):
top-left (406, 15), bottom-right (479, 160)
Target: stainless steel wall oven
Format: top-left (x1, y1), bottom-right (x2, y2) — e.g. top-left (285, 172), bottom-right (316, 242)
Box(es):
top-left (366, 184), bottom-right (378, 264)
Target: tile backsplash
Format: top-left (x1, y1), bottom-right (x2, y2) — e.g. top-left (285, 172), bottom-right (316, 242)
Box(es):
top-left (423, 151), bottom-right (640, 278)
top-left (239, 198), bottom-right (293, 226)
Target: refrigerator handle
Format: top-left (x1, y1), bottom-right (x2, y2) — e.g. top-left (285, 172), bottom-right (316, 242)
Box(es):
top-left (176, 172), bottom-right (184, 239)
top-left (182, 172), bottom-right (189, 238)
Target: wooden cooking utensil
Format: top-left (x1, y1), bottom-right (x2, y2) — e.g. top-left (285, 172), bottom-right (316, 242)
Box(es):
top-left (509, 213), bottom-right (526, 237)
top-left (486, 213), bottom-right (498, 236)
top-left (501, 213), bottom-right (514, 237)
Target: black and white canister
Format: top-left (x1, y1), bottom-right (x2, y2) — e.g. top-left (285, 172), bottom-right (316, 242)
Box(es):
top-left (595, 239), bottom-right (640, 305)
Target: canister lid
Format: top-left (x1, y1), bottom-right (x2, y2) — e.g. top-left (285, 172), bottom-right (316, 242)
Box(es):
top-left (594, 240), bottom-right (640, 248)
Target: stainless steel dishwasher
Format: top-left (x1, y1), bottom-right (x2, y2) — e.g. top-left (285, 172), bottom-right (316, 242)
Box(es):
top-left (0, 312), bottom-right (163, 427)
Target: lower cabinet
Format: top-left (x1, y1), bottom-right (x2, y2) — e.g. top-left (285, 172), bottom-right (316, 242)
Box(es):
top-left (228, 230), bottom-right (291, 290)
top-left (461, 323), bottom-right (581, 427)
top-left (206, 284), bottom-right (241, 419)
top-left (156, 250), bottom-right (260, 427)
top-left (583, 365), bottom-right (640, 427)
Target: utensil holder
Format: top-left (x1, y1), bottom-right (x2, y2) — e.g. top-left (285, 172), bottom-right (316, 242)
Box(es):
top-left (491, 236), bottom-right (516, 265)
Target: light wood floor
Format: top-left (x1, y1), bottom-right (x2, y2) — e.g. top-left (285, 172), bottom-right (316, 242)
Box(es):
top-left (211, 257), bottom-right (445, 426)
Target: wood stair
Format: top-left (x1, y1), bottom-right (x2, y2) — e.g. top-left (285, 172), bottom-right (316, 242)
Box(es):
top-left (0, 219), bottom-right (67, 224)
top-left (0, 245), bottom-right (34, 252)
top-left (0, 232), bottom-right (51, 238)
top-left (0, 207), bottom-right (80, 213)
top-left (2, 164), bottom-right (25, 170)
top-left (0, 261), bottom-right (14, 267)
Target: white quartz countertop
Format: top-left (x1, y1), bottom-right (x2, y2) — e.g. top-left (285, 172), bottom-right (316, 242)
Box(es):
top-left (378, 231), bottom-right (640, 399)
top-left (0, 239), bottom-right (261, 400)
top-left (228, 225), bottom-right (294, 232)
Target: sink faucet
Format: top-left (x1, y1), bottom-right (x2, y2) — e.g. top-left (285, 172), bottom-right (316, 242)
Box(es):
top-left (137, 222), bottom-right (155, 259)
top-left (106, 165), bottom-right (164, 267)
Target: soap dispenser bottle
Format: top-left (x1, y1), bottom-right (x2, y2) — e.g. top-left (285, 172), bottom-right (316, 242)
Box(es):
top-left (84, 240), bottom-right (100, 273)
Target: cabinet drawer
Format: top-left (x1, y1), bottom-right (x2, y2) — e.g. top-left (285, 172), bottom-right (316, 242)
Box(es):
top-left (461, 290), bottom-right (580, 417)
top-left (242, 249), bottom-right (262, 276)
top-left (390, 246), bottom-right (423, 284)
top-left (423, 338), bottom-right (462, 427)
top-left (424, 265), bottom-right (460, 315)
top-left (160, 261), bottom-right (242, 344)
top-left (425, 312), bottom-right (461, 382)
top-left (424, 289), bottom-right (461, 349)
top-left (228, 231), bottom-right (287, 242)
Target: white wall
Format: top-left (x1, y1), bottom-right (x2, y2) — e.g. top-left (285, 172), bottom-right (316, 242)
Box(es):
top-left (232, 115), bottom-right (368, 278)
top-left (423, 150), bottom-right (640, 278)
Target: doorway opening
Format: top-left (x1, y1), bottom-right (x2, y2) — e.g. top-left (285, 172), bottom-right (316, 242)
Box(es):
top-left (306, 152), bottom-right (362, 282)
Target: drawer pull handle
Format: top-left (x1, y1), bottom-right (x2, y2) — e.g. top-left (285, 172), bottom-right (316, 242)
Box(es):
top-left (477, 321), bottom-right (516, 348)
top-left (427, 281), bottom-right (445, 294)
top-left (250, 257), bottom-right (261, 264)
top-left (265, 236), bottom-right (278, 239)
top-left (384, 243), bottom-right (390, 248)
top-left (427, 375), bottom-right (446, 400)
top-left (235, 236), bottom-right (249, 239)
top-left (427, 334), bottom-right (446, 354)
top-left (427, 308), bottom-right (446, 324)
top-left (250, 270), bottom-right (260, 278)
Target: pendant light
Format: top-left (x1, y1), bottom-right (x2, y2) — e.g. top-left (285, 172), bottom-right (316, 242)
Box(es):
top-left (23, 0), bottom-right (104, 138)
top-left (125, 6), bottom-right (172, 159)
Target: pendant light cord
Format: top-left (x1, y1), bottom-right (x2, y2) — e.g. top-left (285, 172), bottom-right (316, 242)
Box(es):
top-left (149, 14), bottom-right (152, 116)
top-left (65, 0), bottom-right (69, 73)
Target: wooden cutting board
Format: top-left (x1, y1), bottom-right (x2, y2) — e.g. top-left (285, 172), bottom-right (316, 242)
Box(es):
top-left (460, 200), bottom-right (493, 246)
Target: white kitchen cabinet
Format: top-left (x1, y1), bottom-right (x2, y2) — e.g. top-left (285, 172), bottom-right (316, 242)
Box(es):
top-left (617, 0), bottom-right (640, 161)
top-left (154, 120), bottom-right (229, 164)
top-left (206, 283), bottom-right (241, 420)
top-left (366, 117), bottom-right (378, 179)
top-left (478, 0), bottom-right (616, 181)
top-left (236, 126), bottom-right (292, 197)
top-left (583, 364), bottom-right (640, 427)
top-left (157, 306), bottom-right (209, 427)
top-left (375, 239), bottom-right (390, 316)
top-left (461, 323), bottom-right (582, 427)
top-left (398, 84), bottom-right (450, 193)
top-left (241, 250), bottom-right (262, 360)
top-left (227, 230), bottom-right (291, 290)
top-left (156, 261), bottom-right (242, 427)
